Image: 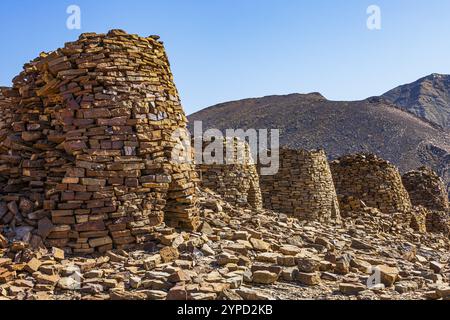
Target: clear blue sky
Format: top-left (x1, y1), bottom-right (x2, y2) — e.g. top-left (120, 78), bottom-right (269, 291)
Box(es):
top-left (1, 0), bottom-right (450, 114)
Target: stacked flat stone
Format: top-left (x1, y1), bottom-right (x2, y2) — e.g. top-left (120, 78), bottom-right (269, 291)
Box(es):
top-left (259, 149), bottom-right (341, 223)
top-left (0, 87), bottom-right (12, 127)
top-left (335, 195), bottom-right (366, 217)
top-left (0, 88), bottom-right (16, 187)
top-left (409, 206), bottom-right (428, 234)
top-left (402, 167), bottom-right (449, 212)
top-left (426, 210), bottom-right (450, 236)
top-left (0, 30), bottom-right (199, 253)
top-left (330, 154), bottom-right (412, 214)
top-left (196, 138), bottom-right (263, 209)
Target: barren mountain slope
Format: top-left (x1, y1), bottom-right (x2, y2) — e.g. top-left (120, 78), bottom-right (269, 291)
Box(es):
top-left (382, 73), bottom-right (450, 130)
top-left (188, 94), bottom-right (450, 195)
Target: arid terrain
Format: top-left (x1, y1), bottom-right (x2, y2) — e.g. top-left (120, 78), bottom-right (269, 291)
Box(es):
top-left (1, 189), bottom-right (449, 301)
top-left (0, 31), bottom-right (449, 301)
top-left (188, 78), bottom-right (450, 198)
top-left (382, 73), bottom-right (450, 131)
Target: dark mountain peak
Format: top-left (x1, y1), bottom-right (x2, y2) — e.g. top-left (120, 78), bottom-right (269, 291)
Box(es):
top-left (366, 96), bottom-right (389, 104)
top-left (302, 92), bottom-right (327, 101)
top-left (256, 92), bottom-right (327, 100)
top-left (425, 73), bottom-right (450, 80)
top-left (416, 73), bottom-right (450, 88)
top-left (381, 74), bottom-right (450, 129)
top-left (190, 92), bottom-right (328, 118)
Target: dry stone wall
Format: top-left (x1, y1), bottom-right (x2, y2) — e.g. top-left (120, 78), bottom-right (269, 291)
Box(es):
top-left (0, 88), bottom-right (15, 188)
top-left (196, 138), bottom-right (263, 209)
top-left (402, 167), bottom-right (449, 212)
top-left (330, 154), bottom-right (412, 214)
top-left (0, 30), bottom-right (199, 253)
top-left (426, 210), bottom-right (450, 236)
top-left (259, 148), bottom-right (341, 223)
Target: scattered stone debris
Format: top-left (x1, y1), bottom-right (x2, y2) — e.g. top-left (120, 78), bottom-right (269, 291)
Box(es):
top-left (1, 188), bottom-right (449, 300)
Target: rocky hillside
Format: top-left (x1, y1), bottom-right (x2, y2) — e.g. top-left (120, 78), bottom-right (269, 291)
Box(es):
top-left (188, 94), bottom-right (450, 196)
top-left (382, 74), bottom-right (450, 131)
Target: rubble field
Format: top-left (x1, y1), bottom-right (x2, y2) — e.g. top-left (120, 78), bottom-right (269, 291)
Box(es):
top-left (1, 189), bottom-right (449, 301)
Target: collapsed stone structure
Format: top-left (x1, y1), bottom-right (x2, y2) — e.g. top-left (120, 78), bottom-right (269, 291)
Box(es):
top-left (196, 138), bottom-right (263, 209)
top-left (259, 148), bottom-right (341, 223)
top-left (0, 30), bottom-right (199, 253)
top-left (402, 167), bottom-right (449, 212)
top-left (330, 154), bottom-right (412, 214)
top-left (401, 167), bottom-right (450, 236)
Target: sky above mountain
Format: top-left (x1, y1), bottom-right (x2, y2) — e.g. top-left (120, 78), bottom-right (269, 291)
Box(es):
top-left (1, 0), bottom-right (450, 114)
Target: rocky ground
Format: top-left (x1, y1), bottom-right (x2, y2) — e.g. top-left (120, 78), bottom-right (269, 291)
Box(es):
top-left (1, 189), bottom-right (449, 301)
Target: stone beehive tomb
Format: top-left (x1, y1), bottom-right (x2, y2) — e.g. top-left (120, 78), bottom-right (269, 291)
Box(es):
top-left (0, 30), bottom-right (199, 254)
top-left (259, 148), bottom-right (341, 223)
top-left (402, 167), bottom-right (449, 212)
top-left (0, 88), bottom-right (15, 185)
top-left (196, 138), bottom-right (263, 209)
top-left (330, 154), bottom-right (412, 214)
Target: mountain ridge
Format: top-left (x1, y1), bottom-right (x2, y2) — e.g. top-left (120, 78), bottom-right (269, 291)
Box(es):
top-left (188, 75), bottom-right (450, 197)
top-left (381, 73), bottom-right (450, 130)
